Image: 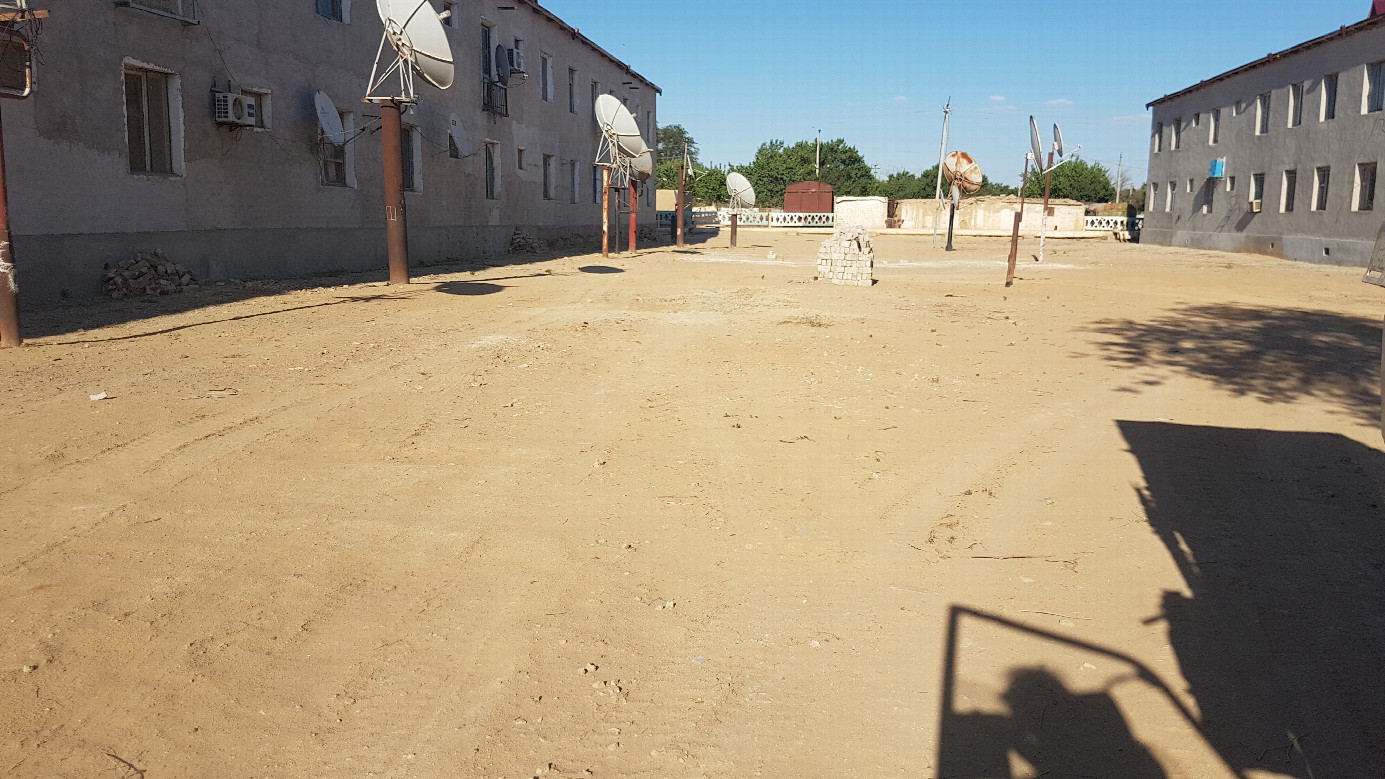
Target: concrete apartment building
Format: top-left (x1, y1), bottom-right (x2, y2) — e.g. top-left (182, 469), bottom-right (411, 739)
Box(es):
top-left (7, 0), bottom-right (659, 304)
top-left (1144, 5), bottom-right (1385, 265)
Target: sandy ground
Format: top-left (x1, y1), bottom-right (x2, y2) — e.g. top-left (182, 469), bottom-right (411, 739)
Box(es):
top-left (2, 231), bottom-right (1384, 779)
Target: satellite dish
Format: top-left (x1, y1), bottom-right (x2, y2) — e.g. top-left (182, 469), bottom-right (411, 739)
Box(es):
top-left (727, 171), bottom-right (756, 209)
top-left (1029, 115), bottom-right (1043, 166)
top-left (376, 0), bottom-right (454, 90)
top-left (448, 112), bottom-right (468, 156)
top-left (494, 44), bottom-right (510, 86)
top-left (943, 150), bottom-right (983, 195)
top-left (629, 149), bottom-right (654, 182)
top-left (1053, 123), bottom-right (1065, 158)
top-left (314, 91), bottom-right (346, 145)
top-left (594, 94), bottom-right (647, 158)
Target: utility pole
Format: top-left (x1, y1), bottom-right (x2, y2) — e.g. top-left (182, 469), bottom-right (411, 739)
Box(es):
top-left (815, 129), bottom-right (821, 179)
top-left (1116, 154), bottom-right (1124, 204)
top-left (932, 99), bottom-right (950, 246)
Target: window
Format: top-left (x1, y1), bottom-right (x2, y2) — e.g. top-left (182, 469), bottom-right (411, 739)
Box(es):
top-left (1256, 92), bottom-right (1271, 134)
top-left (542, 154), bottom-right (553, 199)
top-left (1209, 108), bottom-right (1220, 144)
top-left (401, 124), bottom-right (421, 191)
top-left (646, 110), bottom-right (654, 145)
top-left (570, 160), bottom-right (578, 204)
top-left (1281, 170), bottom-right (1296, 212)
top-left (1314, 166), bottom-right (1331, 211)
top-left (1203, 181), bottom-right (1214, 214)
top-left (568, 68), bottom-right (577, 113)
top-left (1165, 180), bottom-right (1174, 212)
top-left (485, 142), bottom-right (497, 200)
top-left (540, 54), bottom-right (553, 102)
top-left (1366, 61), bottom-right (1385, 113)
top-left (1227, 175), bottom-right (1236, 193)
top-left (123, 0), bottom-right (197, 21)
top-left (1171, 119), bottom-right (1181, 150)
top-left (591, 80), bottom-right (599, 124)
top-left (316, 0), bottom-right (347, 22)
top-left (124, 66), bottom-right (179, 175)
top-left (1234, 99), bottom-right (1245, 116)
top-left (1356, 162), bottom-right (1377, 211)
top-left (441, 0), bottom-right (455, 28)
top-left (1152, 122), bottom-right (1162, 153)
top-left (592, 164), bottom-right (601, 204)
top-left (481, 24), bottom-right (492, 80)
top-left (1251, 173), bottom-right (1265, 204)
top-left (1192, 112), bottom-right (1200, 127)
top-left (1151, 182), bottom-right (1159, 209)
top-left (1289, 82), bottom-right (1303, 127)
top-left (320, 110), bottom-right (353, 187)
top-left (516, 147), bottom-right (524, 170)
top-left (1187, 178), bottom-right (1194, 193)
top-left (1322, 73), bottom-right (1338, 120)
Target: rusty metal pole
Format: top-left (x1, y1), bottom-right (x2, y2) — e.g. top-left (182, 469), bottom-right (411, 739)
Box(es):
top-left (676, 165), bottom-right (686, 247)
top-left (1006, 154), bottom-right (1031, 287)
top-left (601, 166), bottom-right (610, 258)
top-left (730, 212), bottom-right (738, 248)
top-left (1038, 151), bottom-right (1054, 264)
top-left (0, 102), bottom-right (19, 347)
top-left (380, 100), bottom-right (409, 285)
top-left (628, 184), bottom-right (636, 253)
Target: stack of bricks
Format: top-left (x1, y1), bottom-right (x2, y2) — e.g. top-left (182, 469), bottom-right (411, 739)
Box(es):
top-left (816, 228), bottom-right (874, 287)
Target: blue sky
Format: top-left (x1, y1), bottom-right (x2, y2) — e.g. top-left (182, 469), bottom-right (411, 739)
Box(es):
top-left (540, 0), bottom-right (1373, 188)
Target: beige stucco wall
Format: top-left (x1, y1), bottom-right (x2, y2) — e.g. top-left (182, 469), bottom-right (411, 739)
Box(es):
top-left (9, 0), bottom-right (658, 304)
top-left (834, 196), bottom-right (888, 230)
top-left (895, 197), bottom-right (1085, 233)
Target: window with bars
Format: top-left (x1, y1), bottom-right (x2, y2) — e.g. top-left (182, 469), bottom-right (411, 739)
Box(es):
top-left (124, 67), bottom-right (175, 175)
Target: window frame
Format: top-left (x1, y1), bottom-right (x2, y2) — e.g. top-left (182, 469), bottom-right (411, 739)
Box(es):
top-left (1281, 169), bottom-right (1297, 213)
top-left (1365, 61), bottom-right (1385, 114)
top-left (540, 54), bottom-right (554, 102)
top-left (1152, 122), bottom-right (1162, 153)
top-left (1256, 92), bottom-right (1271, 135)
top-left (123, 63), bottom-right (183, 177)
top-left (1356, 162), bottom-right (1377, 212)
top-left (1289, 82), bottom-right (1303, 127)
top-left (315, 0), bottom-right (350, 23)
top-left (1251, 173), bottom-right (1265, 206)
top-left (1209, 108), bottom-right (1220, 145)
top-left (1313, 166), bottom-right (1331, 211)
top-left (1171, 118), bottom-right (1181, 150)
top-left (319, 109), bottom-right (354, 188)
top-left (484, 141), bottom-right (498, 200)
top-left (1322, 73), bottom-right (1338, 121)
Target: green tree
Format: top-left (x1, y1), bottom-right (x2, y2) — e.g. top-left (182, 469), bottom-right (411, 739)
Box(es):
top-left (873, 165), bottom-right (1017, 199)
top-left (740, 138), bottom-right (878, 207)
top-left (689, 166), bottom-right (727, 207)
top-left (657, 124), bottom-right (697, 166)
top-left (1122, 184), bottom-right (1148, 213)
top-left (1021, 158), bottom-right (1117, 202)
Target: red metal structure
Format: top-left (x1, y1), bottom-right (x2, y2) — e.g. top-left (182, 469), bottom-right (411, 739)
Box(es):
top-left (784, 181), bottom-right (834, 213)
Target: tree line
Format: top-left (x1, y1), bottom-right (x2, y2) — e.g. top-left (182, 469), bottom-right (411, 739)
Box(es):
top-left (655, 125), bottom-right (1123, 209)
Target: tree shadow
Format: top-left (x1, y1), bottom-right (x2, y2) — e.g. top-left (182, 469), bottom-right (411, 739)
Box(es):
top-left (1120, 421), bottom-right (1385, 777)
top-left (434, 281), bottom-right (506, 296)
top-left (577, 266), bottom-right (625, 274)
top-left (1087, 305), bottom-right (1381, 426)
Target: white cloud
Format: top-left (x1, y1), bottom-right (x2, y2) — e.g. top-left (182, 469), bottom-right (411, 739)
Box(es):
top-left (894, 95), bottom-right (908, 103)
top-left (1112, 113), bottom-right (1151, 123)
top-left (1045, 98), bottom-right (1075, 107)
top-left (989, 95), bottom-right (1006, 102)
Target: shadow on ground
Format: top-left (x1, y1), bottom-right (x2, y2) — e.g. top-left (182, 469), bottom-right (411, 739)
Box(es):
top-left (1087, 304), bottom-right (1381, 426)
top-left (1122, 421), bottom-right (1385, 777)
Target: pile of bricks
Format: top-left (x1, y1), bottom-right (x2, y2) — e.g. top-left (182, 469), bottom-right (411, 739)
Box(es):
top-left (102, 251), bottom-right (199, 298)
top-left (817, 228), bottom-right (874, 287)
top-left (509, 228), bottom-right (549, 253)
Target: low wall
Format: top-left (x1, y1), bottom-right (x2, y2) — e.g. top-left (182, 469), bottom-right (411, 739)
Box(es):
top-left (895, 197), bottom-right (1085, 234)
top-left (835, 197), bottom-right (888, 230)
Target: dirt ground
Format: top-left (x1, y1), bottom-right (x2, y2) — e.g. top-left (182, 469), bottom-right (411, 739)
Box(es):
top-left (3, 231), bottom-right (1384, 779)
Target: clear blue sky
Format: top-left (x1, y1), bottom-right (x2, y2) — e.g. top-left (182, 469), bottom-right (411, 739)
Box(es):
top-left (540, 0), bottom-right (1373, 188)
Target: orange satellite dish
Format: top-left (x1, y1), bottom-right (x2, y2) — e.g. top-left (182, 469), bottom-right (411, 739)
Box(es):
top-left (943, 151), bottom-right (983, 195)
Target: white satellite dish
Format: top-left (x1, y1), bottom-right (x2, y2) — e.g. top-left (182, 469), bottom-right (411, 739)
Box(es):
top-left (314, 91), bottom-right (346, 145)
top-left (1029, 115), bottom-right (1043, 165)
top-left (448, 112), bottom-right (468, 156)
top-left (367, 0), bottom-right (455, 102)
top-left (595, 94), bottom-right (647, 158)
top-left (629, 149), bottom-right (653, 182)
top-left (494, 44), bottom-right (510, 87)
top-left (1053, 123), bottom-right (1065, 158)
top-left (727, 171), bottom-right (756, 209)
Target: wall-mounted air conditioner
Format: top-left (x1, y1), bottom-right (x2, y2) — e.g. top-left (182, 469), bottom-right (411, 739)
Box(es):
top-left (213, 91), bottom-right (257, 126)
top-left (508, 48), bottom-right (526, 75)
top-left (1249, 199), bottom-right (1262, 213)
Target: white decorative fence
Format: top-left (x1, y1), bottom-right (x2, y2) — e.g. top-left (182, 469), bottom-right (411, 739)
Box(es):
top-left (714, 210), bottom-right (835, 228)
top-left (656, 211), bottom-right (722, 228)
top-left (1084, 215), bottom-right (1144, 232)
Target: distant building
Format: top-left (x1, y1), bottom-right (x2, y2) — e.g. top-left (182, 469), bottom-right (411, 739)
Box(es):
top-left (1144, 7), bottom-right (1385, 265)
top-left (9, 0), bottom-right (659, 303)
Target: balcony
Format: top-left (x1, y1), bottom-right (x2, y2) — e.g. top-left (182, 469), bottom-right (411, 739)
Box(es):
top-left (484, 80), bottom-right (508, 117)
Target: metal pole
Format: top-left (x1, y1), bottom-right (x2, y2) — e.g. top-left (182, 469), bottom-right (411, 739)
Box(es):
top-left (945, 198), bottom-right (956, 251)
top-left (380, 100), bottom-right (409, 285)
top-left (932, 100), bottom-right (950, 246)
top-left (1006, 154), bottom-right (1030, 287)
top-left (1038, 151), bottom-right (1054, 263)
top-left (1116, 154), bottom-right (1124, 204)
top-left (730, 212), bottom-right (738, 248)
top-left (815, 129), bottom-right (821, 179)
top-left (0, 102), bottom-right (20, 347)
top-left (628, 184), bottom-right (636, 253)
top-left (676, 164), bottom-right (686, 247)
top-left (601, 166), bottom-right (610, 258)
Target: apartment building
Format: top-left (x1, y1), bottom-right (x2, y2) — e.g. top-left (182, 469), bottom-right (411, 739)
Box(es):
top-left (1144, 8), bottom-right (1385, 265)
top-left (7, 0), bottom-right (659, 303)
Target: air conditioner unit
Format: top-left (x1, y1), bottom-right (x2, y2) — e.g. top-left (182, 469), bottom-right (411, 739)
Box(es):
top-left (1249, 199), bottom-right (1263, 213)
top-left (213, 91), bottom-right (257, 127)
top-left (508, 48), bottom-right (526, 75)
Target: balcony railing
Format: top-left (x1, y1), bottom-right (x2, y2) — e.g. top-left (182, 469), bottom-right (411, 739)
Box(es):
top-left (484, 80), bottom-right (508, 116)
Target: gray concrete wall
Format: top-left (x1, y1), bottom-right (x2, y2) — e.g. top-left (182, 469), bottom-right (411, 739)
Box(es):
top-left (8, 0), bottom-right (658, 305)
top-left (1145, 19), bottom-right (1385, 265)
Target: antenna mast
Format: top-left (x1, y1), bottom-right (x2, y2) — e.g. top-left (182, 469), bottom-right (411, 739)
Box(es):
top-left (932, 99), bottom-right (951, 247)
